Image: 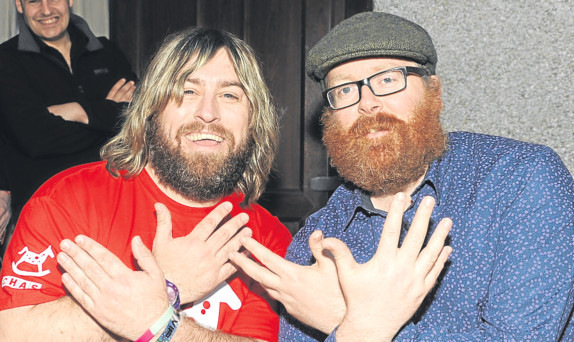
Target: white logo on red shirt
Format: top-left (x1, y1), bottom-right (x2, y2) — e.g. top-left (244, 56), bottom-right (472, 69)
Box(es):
top-left (12, 246), bottom-right (55, 277)
top-left (182, 281), bottom-right (241, 330)
top-left (2, 276), bottom-right (42, 290)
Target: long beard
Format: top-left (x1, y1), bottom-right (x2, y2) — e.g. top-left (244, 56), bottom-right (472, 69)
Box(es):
top-left (147, 118), bottom-right (252, 202)
top-left (322, 85), bottom-right (447, 196)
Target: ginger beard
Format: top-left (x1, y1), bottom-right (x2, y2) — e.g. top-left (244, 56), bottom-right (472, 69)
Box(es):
top-left (147, 117), bottom-right (253, 202)
top-left (322, 83), bottom-right (447, 196)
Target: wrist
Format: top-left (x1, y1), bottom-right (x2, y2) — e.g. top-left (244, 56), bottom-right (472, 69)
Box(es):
top-left (336, 314), bottom-right (394, 342)
top-left (156, 310), bottom-right (182, 342)
top-left (134, 305), bottom-right (174, 342)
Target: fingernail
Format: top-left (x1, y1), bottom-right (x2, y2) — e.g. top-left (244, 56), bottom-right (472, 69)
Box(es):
top-left (239, 213), bottom-right (249, 223)
top-left (222, 202), bottom-right (232, 210)
top-left (396, 192), bottom-right (405, 202)
top-left (75, 235), bottom-right (85, 245)
top-left (61, 239), bottom-right (71, 251)
top-left (423, 196), bottom-right (435, 207)
top-left (133, 236), bottom-right (143, 245)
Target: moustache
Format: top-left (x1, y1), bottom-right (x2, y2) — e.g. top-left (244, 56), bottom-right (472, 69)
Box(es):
top-left (349, 113), bottom-right (405, 136)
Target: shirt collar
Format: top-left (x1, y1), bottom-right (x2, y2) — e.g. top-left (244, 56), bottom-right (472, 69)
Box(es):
top-left (353, 161), bottom-right (443, 219)
top-left (17, 14), bottom-right (103, 53)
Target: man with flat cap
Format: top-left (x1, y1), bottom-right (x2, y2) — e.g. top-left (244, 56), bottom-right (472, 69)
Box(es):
top-left (229, 11), bottom-right (574, 341)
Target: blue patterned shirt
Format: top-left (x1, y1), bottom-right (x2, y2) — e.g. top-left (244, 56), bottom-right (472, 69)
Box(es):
top-left (280, 132), bottom-right (574, 341)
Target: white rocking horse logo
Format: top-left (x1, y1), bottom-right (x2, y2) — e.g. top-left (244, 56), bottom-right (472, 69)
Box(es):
top-left (12, 246), bottom-right (55, 277)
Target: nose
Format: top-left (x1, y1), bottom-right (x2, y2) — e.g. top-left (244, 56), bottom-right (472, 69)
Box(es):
top-left (357, 84), bottom-right (383, 115)
top-left (40, 0), bottom-right (52, 15)
top-left (194, 95), bottom-right (220, 123)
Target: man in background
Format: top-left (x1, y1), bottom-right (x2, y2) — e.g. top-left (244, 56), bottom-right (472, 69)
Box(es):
top-left (0, 0), bottom-right (137, 238)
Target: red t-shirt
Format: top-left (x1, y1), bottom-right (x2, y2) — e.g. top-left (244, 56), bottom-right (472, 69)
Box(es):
top-left (0, 161), bottom-right (292, 341)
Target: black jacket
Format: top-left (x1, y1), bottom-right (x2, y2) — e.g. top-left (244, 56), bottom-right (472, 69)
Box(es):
top-left (0, 15), bottom-right (137, 216)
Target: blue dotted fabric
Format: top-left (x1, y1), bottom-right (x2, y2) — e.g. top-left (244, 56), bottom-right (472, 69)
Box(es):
top-left (280, 132), bottom-right (574, 341)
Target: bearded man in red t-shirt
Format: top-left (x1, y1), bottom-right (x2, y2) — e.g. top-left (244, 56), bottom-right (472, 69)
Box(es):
top-left (0, 27), bottom-right (291, 342)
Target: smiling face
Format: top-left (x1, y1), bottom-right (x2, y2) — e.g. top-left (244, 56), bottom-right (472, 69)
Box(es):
top-left (16, 0), bottom-right (72, 45)
top-left (322, 57), bottom-right (447, 196)
top-left (159, 48), bottom-right (250, 158)
top-left (147, 48), bottom-right (253, 205)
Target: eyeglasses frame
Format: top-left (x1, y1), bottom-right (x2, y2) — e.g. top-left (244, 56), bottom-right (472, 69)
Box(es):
top-left (323, 66), bottom-right (430, 110)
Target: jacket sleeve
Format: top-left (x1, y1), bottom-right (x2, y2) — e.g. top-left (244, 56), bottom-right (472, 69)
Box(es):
top-left (0, 53), bottom-right (106, 159)
top-left (77, 38), bottom-right (138, 133)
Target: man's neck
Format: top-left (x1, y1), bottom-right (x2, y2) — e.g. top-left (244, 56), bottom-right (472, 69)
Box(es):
top-left (369, 172), bottom-right (426, 212)
top-left (144, 165), bottom-right (222, 208)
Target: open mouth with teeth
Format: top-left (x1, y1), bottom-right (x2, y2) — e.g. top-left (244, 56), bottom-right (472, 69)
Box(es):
top-left (38, 17), bottom-right (59, 25)
top-left (186, 132), bottom-right (224, 144)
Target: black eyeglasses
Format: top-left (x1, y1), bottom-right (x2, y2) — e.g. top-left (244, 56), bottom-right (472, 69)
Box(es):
top-left (323, 66), bottom-right (430, 110)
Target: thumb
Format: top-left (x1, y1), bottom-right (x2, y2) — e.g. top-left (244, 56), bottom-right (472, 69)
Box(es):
top-left (132, 236), bottom-right (163, 278)
top-left (308, 230), bottom-right (333, 269)
top-left (320, 237), bottom-right (357, 276)
top-left (152, 203), bottom-right (173, 250)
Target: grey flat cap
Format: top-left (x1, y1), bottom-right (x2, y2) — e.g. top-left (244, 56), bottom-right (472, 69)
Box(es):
top-left (306, 11), bottom-right (437, 83)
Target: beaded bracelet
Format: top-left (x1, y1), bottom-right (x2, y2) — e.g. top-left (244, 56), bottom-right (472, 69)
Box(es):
top-left (157, 310), bottom-right (182, 342)
top-left (134, 305), bottom-right (175, 342)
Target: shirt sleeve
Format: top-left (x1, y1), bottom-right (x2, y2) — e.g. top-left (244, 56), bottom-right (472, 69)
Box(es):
top-left (395, 148), bottom-right (574, 341)
top-left (0, 196), bottom-right (83, 310)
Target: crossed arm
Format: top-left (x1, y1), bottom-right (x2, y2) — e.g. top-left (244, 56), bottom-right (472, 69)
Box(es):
top-left (0, 202), bottom-right (263, 341)
top-left (229, 193), bottom-right (452, 341)
top-left (48, 78), bottom-right (135, 125)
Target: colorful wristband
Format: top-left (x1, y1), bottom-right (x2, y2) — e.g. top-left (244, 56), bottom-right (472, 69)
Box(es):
top-left (165, 279), bottom-right (180, 310)
top-left (135, 305), bottom-right (175, 342)
top-left (157, 310), bottom-right (182, 342)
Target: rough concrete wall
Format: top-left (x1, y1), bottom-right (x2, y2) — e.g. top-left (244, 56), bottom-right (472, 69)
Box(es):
top-left (374, 0), bottom-right (573, 173)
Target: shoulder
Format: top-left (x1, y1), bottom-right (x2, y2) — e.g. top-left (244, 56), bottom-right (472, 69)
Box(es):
top-left (443, 132), bottom-right (569, 177)
top-left (447, 132), bottom-right (556, 158)
top-left (0, 35), bottom-right (19, 51)
top-left (32, 161), bottom-right (115, 199)
top-left (0, 36), bottom-right (21, 61)
top-left (93, 36), bottom-right (127, 56)
top-left (440, 132), bottom-right (573, 208)
top-left (303, 184), bottom-right (358, 233)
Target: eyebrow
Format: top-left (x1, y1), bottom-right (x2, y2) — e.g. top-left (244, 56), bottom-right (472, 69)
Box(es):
top-left (185, 77), bottom-right (244, 89)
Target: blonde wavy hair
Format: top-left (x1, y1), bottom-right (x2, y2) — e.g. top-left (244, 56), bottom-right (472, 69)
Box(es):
top-left (101, 28), bottom-right (279, 205)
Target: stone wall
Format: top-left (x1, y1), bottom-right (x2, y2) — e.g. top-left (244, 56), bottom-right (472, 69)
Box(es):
top-left (374, 0), bottom-right (573, 173)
